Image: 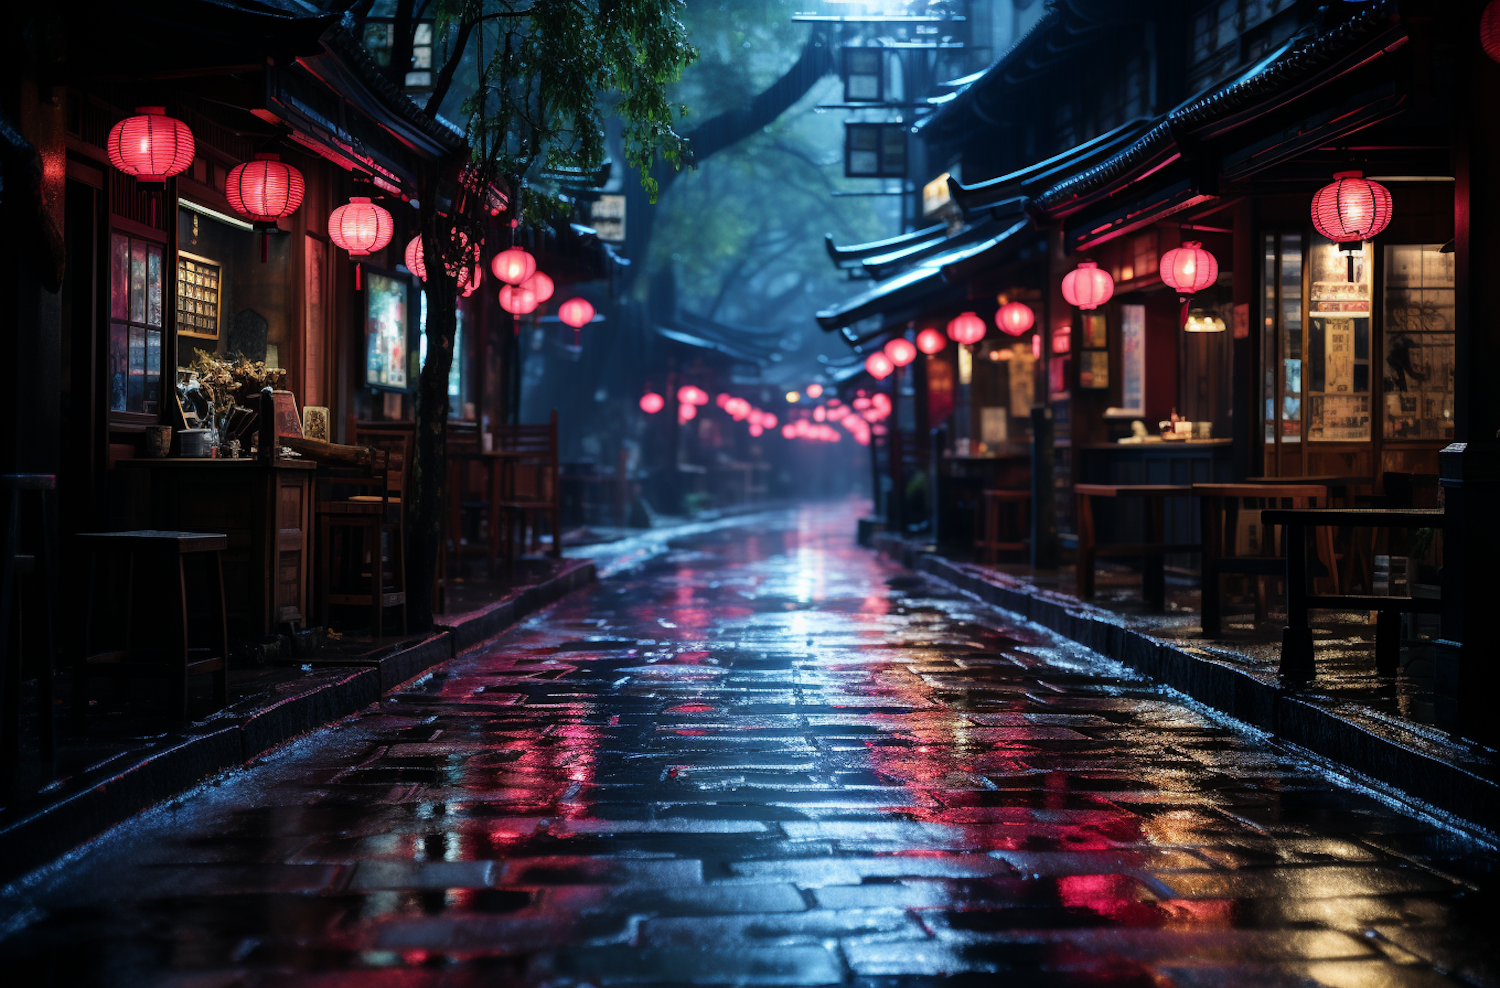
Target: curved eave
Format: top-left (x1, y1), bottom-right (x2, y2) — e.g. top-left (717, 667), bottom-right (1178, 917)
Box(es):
top-left (948, 120), bottom-right (1154, 212)
top-left (825, 223), bottom-right (949, 266)
top-left (815, 219), bottom-right (1029, 333)
top-left (1031, 0), bottom-right (1406, 221)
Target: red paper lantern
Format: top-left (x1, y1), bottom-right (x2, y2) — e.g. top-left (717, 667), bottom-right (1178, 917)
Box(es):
top-left (677, 385), bottom-right (709, 406)
top-left (1159, 240), bottom-right (1219, 297)
top-left (916, 328), bottom-right (946, 354)
top-left (995, 300), bottom-right (1035, 336)
top-left (761, 413), bottom-right (778, 429)
top-left (1485, 0), bottom-right (1500, 63)
top-left (328, 197), bottom-right (394, 256)
top-left (1310, 171), bottom-right (1393, 244)
top-left (107, 107), bottom-right (194, 182)
top-left (225, 154), bottom-right (303, 223)
top-left (865, 351), bottom-right (895, 380)
top-left (558, 297), bottom-right (595, 329)
top-left (805, 383), bottom-right (824, 398)
top-left (492, 247), bottom-right (536, 285)
top-left (946, 312), bottom-right (987, 346)
top-left (884, 337), bottom-right (917, 367)
top-left (1061, 261), bottom-right (1113, 310)
top-left (498, 282), bottom-right (539, 315)
top-left (639, 392), bottom-right (665, 414)
top-left (522, 271), bottom-right (554, 304)
top-left (679, 403), bottom-right (698, 423)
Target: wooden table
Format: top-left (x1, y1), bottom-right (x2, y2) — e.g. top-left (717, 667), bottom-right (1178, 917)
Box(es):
top-left (117, 458), bottom-right (314, 639)
top-left (1262, 507), bottom-right (1444, 677)
top-left (446, 449), bottom-right (528, 570)
top-left (1074, 484), bottom-right (1196, 608)
top-left (1193, 483), bottom-right (1330, 637)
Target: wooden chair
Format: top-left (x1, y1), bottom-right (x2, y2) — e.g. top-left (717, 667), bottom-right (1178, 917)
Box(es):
top-left (974, 489), bottom-right (1031, 564)
top-left (492, 411), bottom-right (562, 563)
top-left (73, 531), bottom-right (229, 724)
top-left (1074, 484), bottom-right (1196, 608)
top-left (312, 440), bottom-right (407, 637)
top-left (1194, 483), bottom-right (1333, 637)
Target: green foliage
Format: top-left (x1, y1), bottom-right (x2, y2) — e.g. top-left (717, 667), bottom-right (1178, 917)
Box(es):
top-left (426, 0), bottom-right (696, 217)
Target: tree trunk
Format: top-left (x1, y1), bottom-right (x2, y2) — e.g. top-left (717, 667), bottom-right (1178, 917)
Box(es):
top-left (406, 197), bottom-right (457, 631)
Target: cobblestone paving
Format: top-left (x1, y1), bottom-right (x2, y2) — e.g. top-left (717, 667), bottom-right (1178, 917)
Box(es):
top-left (4, 504), bottom-right (1498, 986)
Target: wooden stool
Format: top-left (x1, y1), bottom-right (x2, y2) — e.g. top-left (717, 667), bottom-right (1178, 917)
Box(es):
top-left (316, 446), bottom-right (407, 637)
top-left (2, 474), bottom-right (58, 787)
top-left (1074, 484), bottom-right (1196, 609)
top-left (974, 489), bottom-right (1031, 564)
top-left (74, 531), bottom-right (229, 724)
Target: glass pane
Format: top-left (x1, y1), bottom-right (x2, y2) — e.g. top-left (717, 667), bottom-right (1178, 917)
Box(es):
top-left (111, 233), bottom-right (130, 321)
top-left (1262, 233), bottom-right (1276, 442)
top-left (127, 324), bottom-right (145, 412)
top-left (1279, 233), bottom-right (1302, 442)
top-left (1307, 236), bottom-right (1371, 441)
top-left (144, 328), bottom-right (161, 415)
top-left (146, 244), bottom-right (163, 327)
top-left (1383, 244), bottom-right (1456, 441)
top-left (109, 321), bottom-right (129, 412)
top-left (129, 239), bottom-right (147, 324)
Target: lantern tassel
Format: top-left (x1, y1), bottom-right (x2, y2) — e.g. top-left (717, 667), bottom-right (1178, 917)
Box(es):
top-left (355, 261), bottom-right (362, 291)
top-left (1180, 297), bottom-right (1190, 328)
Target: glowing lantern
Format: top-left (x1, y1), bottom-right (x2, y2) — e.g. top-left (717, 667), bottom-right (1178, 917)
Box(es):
top-left (749, 424), bottom-right (763, 437)
top-left (1310, 171), bottom-right (1393, 244)
top-left (677, 385), bottom-right (709, 406)
top-left (107, 107), bottom-right (194, 182)
top-left (225, 154), bottom-right (303, 223)
top-left (679, 403), bottom-right (697, 424)
top-left (761, 413), bottom-right (777, 429)
top-left (916, 328), bottom-right (946, 354)
top-left (498, 282), bottom-right (539, 315)
top-left (521, 271), bottom-right (554, 303)
top-left (884, 337), bottom-right (917, 367)
top-left (406, 233), bottom-right (481, 291)
top-left (491, 247), bottom-right (536, 285)
top-left (640, 392), bottom-right (665, 414)
top-left (781, 424), bottom-right (796, 439)
top-left (1485, 0), bottom-right (1500, 63)
top-left (1159, 241), bottom-right (1219, 298)
top-left (1061, 260), bottom-right (1113, 309)
top-left (865, 351), bottom-right (895, 380)
top-left (853, 396), bottom-right (871, 410)
top-left (716, 393), bottom-right (731, 408)
top-left (946, 312), bottom-right (987, 345)
top-left (814, 406), bottom-right (826, 422)
top-left (328, 197), bottom-right (394, 256)
top-left (558, 297), bottom-right (595, 329)
top-left (995, 300), bottom-right (1035, 336)
top-left (805, 383), bottom-right (824, 398)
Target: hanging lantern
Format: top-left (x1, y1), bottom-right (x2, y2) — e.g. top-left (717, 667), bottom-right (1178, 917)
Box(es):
top-left (1061, 260), bottom-right (1113, 310)
top-left (1159, 241), bottom-right (1219, 298)
top-left (865, 351), bottom-right (895, 380)
top-left (946, 312), bottom-right (987, 346)
top-left (404, 235), bottom-right (427, 279)
top-left (522, 271), bottom-right (554, 304)
top-left (107, 107), bottom-right (195, 182)
top-left (995, 300), bottom-right (1035, 336)
top-left (884, 337), bottom-right (917, 367)
top-left (761, 412), bottom-right (778, 429)
top-left (1485, 0), bottom-right (1500, 63)
top-left (558, 298), bottom-right (596, 344)
top-left (639, 392), bottom-right (665, 414)
top-left (805, 383), bottom-right (824, 398)
top-left (492, 247), bottom-right (536, 285)
top-left (498, 282), bottom-right (540, 315)
top-left (1311, 171), bottom-right (1393, 244)
top-left (679, 403), bottom-right (698, 424)
top-left (225, 154), bottom-right (303, 223)
top-left (328, 197), bottom-right (394, 256)
top-left (916, 328), bottom-right (946, 354)
top-left (677, 385), bottom-right (709, 406)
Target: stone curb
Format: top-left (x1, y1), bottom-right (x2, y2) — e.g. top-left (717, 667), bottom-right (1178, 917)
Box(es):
top-left (868, 531), bottom-right (1500, 835)
top-left (0, 559), bottom-right (598, 882)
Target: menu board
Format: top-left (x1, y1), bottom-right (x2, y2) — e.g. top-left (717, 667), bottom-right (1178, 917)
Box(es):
top-left (176, 252), bottom-right (221, 339)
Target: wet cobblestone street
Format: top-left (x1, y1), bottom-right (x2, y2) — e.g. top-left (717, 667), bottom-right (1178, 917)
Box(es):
top-left (3, 503), bottom-right (1497, 987)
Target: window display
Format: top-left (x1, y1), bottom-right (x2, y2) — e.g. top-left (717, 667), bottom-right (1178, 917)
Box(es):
top-left (109, 231), bottom-right (164, 415)
top-left (1306, 236), bottom-right (1371, 441)
top-left (1382, 244), bottom-right (1455, 441)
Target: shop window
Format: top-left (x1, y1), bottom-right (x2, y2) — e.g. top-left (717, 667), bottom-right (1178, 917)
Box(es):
top-left (1382, 244), bottom-right (1455, 441)
top-left (419, 290), bottom-right (471, 419)
top-left (1306, 236), bottom-right (1372, 441)
top-left (108, 232), bottom-right (163, 415)
top-left (1262, 232), bottom-right (1304, 446)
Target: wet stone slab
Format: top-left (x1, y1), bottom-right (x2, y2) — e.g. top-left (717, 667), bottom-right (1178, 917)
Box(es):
top-left (1, 502), bottom-right (1496, 986)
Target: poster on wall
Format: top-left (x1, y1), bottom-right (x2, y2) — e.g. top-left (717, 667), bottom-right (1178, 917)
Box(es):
top-left (1008, 345), bottom-right (1035, 415)
top-left (365, 273), bottom-right (409, 390)
top-left (1120, 304), bottom-right (1145, 414)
